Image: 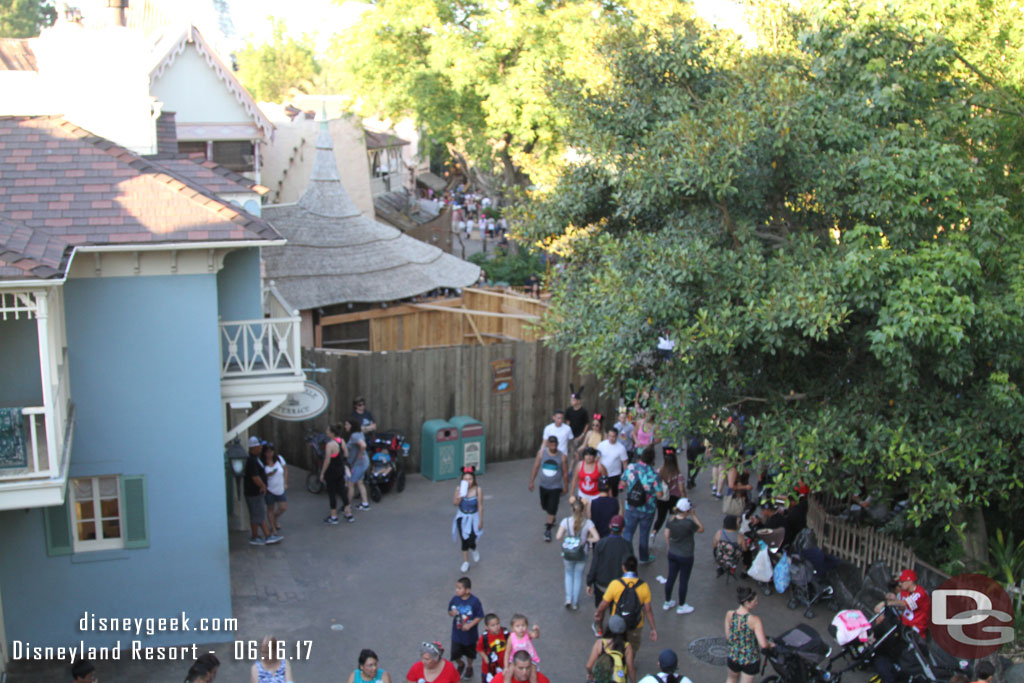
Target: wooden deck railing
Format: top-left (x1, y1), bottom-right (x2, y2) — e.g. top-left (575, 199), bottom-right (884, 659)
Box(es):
top-left (807, 497), bottom-right (917, 576)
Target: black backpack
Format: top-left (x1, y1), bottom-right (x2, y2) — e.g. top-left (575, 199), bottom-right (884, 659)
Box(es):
top-left (613, 578), bottom-right (645, 630)
top-left (626, 477), bottom-right (648, 508)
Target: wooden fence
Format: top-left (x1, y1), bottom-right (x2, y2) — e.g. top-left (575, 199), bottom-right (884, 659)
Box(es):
top-left (256, 341), bottom-right (619, 474)
top-left (317, 288), bottom-right (549, 352)
top-left (808, 497), bottom-right (917, 576)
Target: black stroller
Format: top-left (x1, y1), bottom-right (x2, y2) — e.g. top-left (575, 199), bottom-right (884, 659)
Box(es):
top-left (365, 430), bottom-right (410, 501)
top-left (787, 528), bottom-right (838, 618)
top-left (761, 623), bottom-right (835, 683)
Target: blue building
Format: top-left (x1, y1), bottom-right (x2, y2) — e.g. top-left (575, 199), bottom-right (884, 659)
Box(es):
top-left (0, 115), bottom-right (303, 666)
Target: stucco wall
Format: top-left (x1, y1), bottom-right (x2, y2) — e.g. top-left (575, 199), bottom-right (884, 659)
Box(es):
top-left (0, 274), bottom-right (232, 649)
top-left (0, 318), bottom-right (43, 408)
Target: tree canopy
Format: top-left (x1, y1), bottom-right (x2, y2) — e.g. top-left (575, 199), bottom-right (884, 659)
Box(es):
top-left (236, 18), bottom-right (320, 104)
top-left (0, 0), bottom-right (55, 38)
top-left (522, 0), bottom-right (1024, 563)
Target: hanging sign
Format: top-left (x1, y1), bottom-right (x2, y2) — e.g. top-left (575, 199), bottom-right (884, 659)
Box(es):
top-left (270, 381), bottom-right (330, 421)
top-left (491, 358), bottom-right (515, 394)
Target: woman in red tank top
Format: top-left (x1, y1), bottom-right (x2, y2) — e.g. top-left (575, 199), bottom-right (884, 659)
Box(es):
top-left (570, 447), bottom-right (607, 506)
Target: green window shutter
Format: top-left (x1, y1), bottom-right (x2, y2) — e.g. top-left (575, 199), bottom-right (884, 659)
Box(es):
top-left (43, 489), bottom-right (73, 556)
top-left (121, 475), bottom-right (149, 549)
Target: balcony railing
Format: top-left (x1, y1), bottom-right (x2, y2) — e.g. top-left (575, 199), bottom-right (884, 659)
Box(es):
top-left (0, 350), bottom-right (72, 483)
top-left (219, 282), bottom-right (302, 379)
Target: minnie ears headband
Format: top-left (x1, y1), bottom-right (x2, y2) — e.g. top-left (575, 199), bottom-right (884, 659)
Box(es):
top-left (462, 466), bottom-right (476, 474)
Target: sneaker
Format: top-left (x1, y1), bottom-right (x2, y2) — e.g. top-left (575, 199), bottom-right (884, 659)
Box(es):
top-left (663, 600), bottom-right (677, 611)
top-left (591, 622), bottom-right (603, 638)
top-left (324, 516), bottom-right (339, 525)
top-left (471, 549), bottom-right (480, 563)
top-left (677, 604), bottom-right (695, 614)
top-left (456, 659), bottom-right (466, 677)
top-left (571, 604), bottom-right (580, 611)
top-left (463, 665), bottom-right (474, 680)
top-left (249, 537), bottom-right (265, 545)
top-left (565, 601), bottom-right (572, 609)
top-left (266, 534), bottom-right (283, 545)
top-left (460, 561), bottom-right (470, 572)
top-left (711, 485), bottom-right (718, 495)
top-left (344, 514), bottom-right (356, 523)
top-left (639, 555), bottom-right (655, 565)
top-left (358, 503), bottom-right (370, 511)
top-left (543, 527), bottom-right (552, 542)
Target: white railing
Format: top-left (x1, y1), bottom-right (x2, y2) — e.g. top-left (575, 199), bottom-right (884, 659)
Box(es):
top-left (0, 355), bottom-right (70, 482)
top-left (219, 282), bottom-right (302, 379)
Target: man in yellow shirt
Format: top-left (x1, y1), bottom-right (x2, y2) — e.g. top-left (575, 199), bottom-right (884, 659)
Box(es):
top-left (595, 555), bottom-right (658, 654)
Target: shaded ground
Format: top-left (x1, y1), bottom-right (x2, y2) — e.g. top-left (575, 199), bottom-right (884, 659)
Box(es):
top-left (6, 458), bottom-right (869, 682)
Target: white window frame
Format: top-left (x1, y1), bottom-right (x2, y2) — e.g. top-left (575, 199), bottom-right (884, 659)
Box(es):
top-left (71, 475), bottom-right (124, 552)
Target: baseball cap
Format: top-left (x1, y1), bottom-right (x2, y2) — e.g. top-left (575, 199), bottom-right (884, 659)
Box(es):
top-left (597, 476), bottom-right (610, 492)
top-left (795, 482), bottom-right (810, 496)
top-left (675, 498), bottom-right (692, 512)
top-left (898, 569), bottom-right (917, 583)
top-left (658, 649), bottom-right (678, 671)
top-left (248, 436), bottom-right (261, 448)
top-left (607, 615), bottom-right (627, 634)
top-left (609, 514), bottom-right (625, 531)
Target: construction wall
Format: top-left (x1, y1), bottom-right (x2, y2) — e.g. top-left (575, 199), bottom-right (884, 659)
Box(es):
top-left (257, 341), bottom-right (618, 473)
top-left (318, 288), bottom-right (549, 352)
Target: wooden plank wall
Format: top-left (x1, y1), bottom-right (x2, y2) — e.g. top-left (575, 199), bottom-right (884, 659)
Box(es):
top-left (258, 341), bottom-right (618, 475)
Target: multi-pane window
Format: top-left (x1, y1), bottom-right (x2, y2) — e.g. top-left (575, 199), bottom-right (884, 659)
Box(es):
top-left (71, 476), bottom-right (123, 551)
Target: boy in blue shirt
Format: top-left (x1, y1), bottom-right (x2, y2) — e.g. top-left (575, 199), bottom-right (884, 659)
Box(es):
top-left (448, 576), bottom-right (484, 679)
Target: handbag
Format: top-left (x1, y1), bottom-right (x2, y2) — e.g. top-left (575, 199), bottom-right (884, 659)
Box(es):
top-left (561, 520), bottom-right (586, 561)
top-left (722, 493), bottom-right (745, 516)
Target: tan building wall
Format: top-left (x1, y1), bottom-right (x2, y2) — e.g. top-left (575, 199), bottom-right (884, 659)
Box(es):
top-left (259, 109), bottom-right (375, 217)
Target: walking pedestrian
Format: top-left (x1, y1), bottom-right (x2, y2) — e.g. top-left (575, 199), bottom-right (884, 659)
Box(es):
top-left (638, 649), bottom-right (692, 683)
top-left (620, 447), bottom-right (666, 564)
top-left (493, 651), bottom-right (549, 683)
top-left (575, 414), bottom-right (605, 466)
top-left (184, 653), bottom-right (219, 683)
top-left (596, 555), bottom-right (658, 655)
top-left (569, 447), bottom-right (606, 507)
top-left (540, 411), bottom-right (574, 457)
top-left (587, 515), bottom-right (632, 636)
top-left (346, 648), bottom-right (392, 683)
top-left (453, 466), bottom-right (483, 572)
top-left (725, 587), bottom-right (772, 683)
top-left (346, 418), bottom-right (371, 511)
top-left (320, 423), bottom-right (354, 524)
top-left (250, 635), bottom-right (292, 683)
top-left (652, 446), bottom-right (685, 539)
top-left (262, 442), bottom-right (287, 535)
top-left (448, 577), bottom-right (484, 679)
top-left (613, 410), bottom-right (635, 460)
top-left (596, 428), bottom-right (629, 499)
top-left (590, 477), bottom-right (623, 538)
top-left (556, 498), bottom-right (599, 610)
top-left (565, 388), bottom-right (589, 443)
top-left (584, 615), bottom-right (634, 683)
top-left (528, 436), bottom-right (568, 542)
top-left (406, 641), bottom-right (460, 683)
top-left (662, 498), bottom-right (703, 615)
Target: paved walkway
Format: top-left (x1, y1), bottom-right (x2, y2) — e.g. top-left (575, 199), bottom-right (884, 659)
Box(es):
top-left (6, 457), bottom-right (868, 682)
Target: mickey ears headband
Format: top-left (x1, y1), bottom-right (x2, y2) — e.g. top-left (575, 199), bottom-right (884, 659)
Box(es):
top-left (570, 382), bottom-right (586, 399)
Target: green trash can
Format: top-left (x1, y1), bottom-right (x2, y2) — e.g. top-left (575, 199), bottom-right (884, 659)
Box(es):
top-left (421, 419), bottom-right (460, 481)
top-left (450, 416), bottom-right (485, 475)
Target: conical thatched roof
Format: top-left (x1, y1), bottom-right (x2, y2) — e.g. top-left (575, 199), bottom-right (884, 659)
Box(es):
top-left (262, 122), bottom-right (479, 309)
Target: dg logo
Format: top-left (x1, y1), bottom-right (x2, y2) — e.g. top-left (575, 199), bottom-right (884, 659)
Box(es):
top-left (932, 573), bottom-right (1015, 659)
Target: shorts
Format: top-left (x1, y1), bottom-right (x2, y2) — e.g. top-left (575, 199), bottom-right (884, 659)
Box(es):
top-left (265, 491), bottom-right (287, 505)
top-left (450, 640), bottom-right (476, 661)
top-left (539, 486), bottom-right (561, 516)
top-left (626, 627), bottom-right (643, 654)
top-left (606, 475), bottom-right (622, 498)
top-left (245, 494), bottom-right (267, 524)
top-left (727, 659), bottom-right (760, 675)
top-left (577, 490), bottom-right (598, 503)
top-left (347, 456), bottom-right (369, 483)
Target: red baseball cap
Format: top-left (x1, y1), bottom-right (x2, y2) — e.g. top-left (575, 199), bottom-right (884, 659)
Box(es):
top-left (898, 569), bottom-right (917, 583)
top-left (794, 482), bottom-right (810, 496)
top-left (609, 515), bottom-right (625, 531)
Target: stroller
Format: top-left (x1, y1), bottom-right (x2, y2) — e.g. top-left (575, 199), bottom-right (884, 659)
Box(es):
top-left (787, 528), bottom-right (837, 618)
top-left (365, 430), bottom-right (410, 501)
top-left (761, 623), bottom-right (835, 683)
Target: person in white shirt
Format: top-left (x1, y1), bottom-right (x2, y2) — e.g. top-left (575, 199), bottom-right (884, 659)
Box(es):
top-left (638, 648), bottom-right (692, 683)
top-left (596, 428), bottom-right (629, 499)
top-left (541, 411), bottom-right (574, 455)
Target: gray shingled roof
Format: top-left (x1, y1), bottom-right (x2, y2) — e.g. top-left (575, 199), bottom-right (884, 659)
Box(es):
top-left (0, 218), bottom-right (72, 281)
top-left (262, 122), bottom-right (479, 308)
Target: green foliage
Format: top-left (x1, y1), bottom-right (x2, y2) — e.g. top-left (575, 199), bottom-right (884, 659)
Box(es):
top-left (0, 0), bottom-right (54, 38)
top-left (521, 3), bottom-right (1024, 552)
top-left (236, 18), bottom-right (320, 104)
top-left (468, 249), bottom-right (543, 286)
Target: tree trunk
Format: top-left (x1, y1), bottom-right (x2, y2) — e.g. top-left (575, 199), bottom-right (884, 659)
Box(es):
top-left (953, 506), bottom-right (990, 568)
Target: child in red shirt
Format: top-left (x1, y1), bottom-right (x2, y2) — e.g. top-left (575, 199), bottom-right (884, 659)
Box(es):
top-left (476, 614), bottom-right (509, 683)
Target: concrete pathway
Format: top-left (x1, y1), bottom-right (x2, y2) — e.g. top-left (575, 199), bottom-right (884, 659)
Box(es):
top-left (6, 457), bottom-right (869, 682)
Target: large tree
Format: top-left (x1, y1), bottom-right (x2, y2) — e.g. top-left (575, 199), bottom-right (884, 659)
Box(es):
top-left (236, 18), bottom-right (320, 104)
top-left (0, 0), bottom-right (55, 38)
top-left (523, 2), bottom-right (1024, 564)
top-left (326, 0), bottom-right (705, 195)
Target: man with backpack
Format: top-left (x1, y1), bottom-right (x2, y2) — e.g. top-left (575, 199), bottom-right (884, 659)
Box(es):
top-left (638, 649), bottom-right (693, 683)
top-left (619, 446), bottom-right (666, 564)
top-left (595, 555), bottom-right (657, 655)
top-left (587, 515), bottom-right (633, 637)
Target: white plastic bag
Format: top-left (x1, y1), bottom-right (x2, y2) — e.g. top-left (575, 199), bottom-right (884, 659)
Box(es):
top-left (749, 546), bottom-right (774, 582)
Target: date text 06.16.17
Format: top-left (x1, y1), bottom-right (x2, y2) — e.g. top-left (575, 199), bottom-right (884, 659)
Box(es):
top-left (234, 640), bottom-right (313, 661)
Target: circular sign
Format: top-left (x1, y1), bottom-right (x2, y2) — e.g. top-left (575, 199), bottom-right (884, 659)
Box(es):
top-left (931, 572), bottom-right (1015, 659)
top-left (269, 381), bottom-right (329, 422)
